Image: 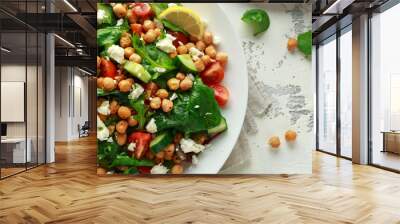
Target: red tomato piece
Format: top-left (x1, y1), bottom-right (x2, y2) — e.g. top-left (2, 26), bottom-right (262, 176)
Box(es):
top-left (133, 3), bottom-right (152, 19)
top-left (168, 31), bottom-right (189, 47)
top-left (137, 166), bottom-right (151, 174)
top-left (128, 132), bottom-right (152, 159)
top-left (130, 23), bottom-right (142, 35)
top-left (100, 58), bottom-right (117, 78)
top-left (200, 62), bottom-right (225, 85)
top-left (209, 84), bottom-right (229, 107)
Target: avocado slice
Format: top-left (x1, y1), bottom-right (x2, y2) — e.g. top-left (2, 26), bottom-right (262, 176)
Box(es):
top-left (124, 61), bottom-right (151, 83)
top-left (177, 54), bottom-right (197, 73)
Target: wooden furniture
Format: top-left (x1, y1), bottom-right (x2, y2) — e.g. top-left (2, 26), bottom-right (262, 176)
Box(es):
top-left (381, 131), bottom-right (400, 154)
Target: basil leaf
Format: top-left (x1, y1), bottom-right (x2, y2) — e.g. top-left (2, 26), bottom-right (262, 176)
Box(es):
top-left (297, 31), bottom-right (312, 56)
top-left (241, 9), bottom-right (270, 36)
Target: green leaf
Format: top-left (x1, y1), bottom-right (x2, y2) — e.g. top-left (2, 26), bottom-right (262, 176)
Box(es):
top-left (130, 96), bottom-right (148, 130)
top-left (97, 88), bottom-right (130, 106)
top-left (297, 31), bottom-right (312, 56)
top-left (97, 3), bottom-right (116, 28)
top-left (97, 20), bottom-right (129, 48)
top-left (161, 19), bottom-right (189, 36)
top-left (123, 167), bottom-right (139, 175)
top-left (241, 9), bottom-right (270, 36)
top-left (110, 155), bottom-right (154, 168)
top-left (98, 141), bottom-right (121, 169)
top-left (150, 3), bottom-right (169, 17)
top-left (103, 116), bottom-right (119, 126)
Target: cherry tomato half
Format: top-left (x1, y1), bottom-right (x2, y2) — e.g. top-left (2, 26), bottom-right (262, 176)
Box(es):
top-left (137, 166), bottom-right (151, 174)
top-left (209, 84), bottom-right (229, 107)
top-left (168, 31), bottom-right (189, 48)
top-left (128, 132), bottom-right (152, 159)
top-left (100, 58), bottom-right (117, 78)
top-left (200, 62), bottom-right (224, 85)
top-left (133, 3), bottom-right (152, 19)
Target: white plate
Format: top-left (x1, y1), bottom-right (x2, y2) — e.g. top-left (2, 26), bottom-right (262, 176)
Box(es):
top-left (183, 3), bottom-right (248, 174)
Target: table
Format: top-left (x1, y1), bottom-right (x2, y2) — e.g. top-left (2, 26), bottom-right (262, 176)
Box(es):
top-left (218, 3), bottom-right (313, 174)
top-left (1, 138), bottom-right (32, 164)
top-left (381, 131), bottom-right (400, 154)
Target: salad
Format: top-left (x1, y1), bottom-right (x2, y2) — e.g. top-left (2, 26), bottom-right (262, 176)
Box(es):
top-left (97, 3), bottom-right (230, 175)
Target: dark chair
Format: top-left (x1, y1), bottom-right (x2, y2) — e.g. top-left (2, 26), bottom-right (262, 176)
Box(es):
top-left (78, 121), bottom-right (90, 138)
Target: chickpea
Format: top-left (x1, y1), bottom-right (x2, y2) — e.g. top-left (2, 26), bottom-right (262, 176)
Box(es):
top-left (164, 144), bottom-right (175, 160)
top-left (116, 133), bottom-right (127, 146)
top-left (196, 41), bottom-right (206, 51)
top-left (143, 29), bottom-right (156, 43)
top-left (143, 20), bottom-right (155, 32)
top-left (205, 45), bottom-right (217, 58)
top-left (176, 72), bottom-right (186, 80)
top-left (156, 89), bottom-right (169, 99)
top-left (107, 124), bottom-right (115, 134)
top-left (97, 56), bottom-right (101, 69)
top-left (171, 164), bottom-right (183, 174)
top-left (216, 52), bottom-right (228, 67)
top-left (113, 3), bottom-right (127, 18)
top-left (194, 60), bottom-right (205, 72)
top-left (180, 77), bottom-right (193, 91)
top-left (120, 36), bottom-right (131, 48)
top-left (177, 45), bottom-right (188, 55)
top-left (167, 78), bottom-right (180, 91)
top-left (126, 78), bottom-right (134, 86)
top-left (161, 99), bottom-right (173, 112)
top-left (97, 77), bottom-right (104, 89)
top-left (97, 167), bottom-right (107, 175)
top-left (203, 31), bottom-right (213, 45)
top-left (190, 35), bottom-right (199, 43)
top-left (154, 28), bottom-right (162, 37)
top-left (193, 133), bottom-right (208, 144)
top-left (145, 150), bottom-right (154, 160)
top-left (103, 77), bottom-right (115, 91)
top-left (287, 38), bottom-right (298, 52)
top-left (118, 80), bottom-right (132, 92)
top-left (169, 51), bottom-right (178, 58)
top-left (150, 97), bottom-right (162, 109)
top-left (117, 106), bottom-right (131, 119)
top-left (124, 47), bottom-right (135, 59)
top-left (285, 130), bottom-right (297, 142)
top-left (129, 53), bottom-right (142, 64)
top-left (145, 82), bottom-right (159, 97)
top-left (185, 43), bottom-right (195, 50)
top-left (116, 120), bottom-right (128, 134)
top-left (172, 155), bottom-right (182, 164)
top-left (174, 133), bottom-right (183, 144)
top-left (110, 100), bottom-right (119, 115)
top-left (201, 55), bottom-right (212, 67)
top-left (268, 136), bottom-right (281, 148)
top-left (155, 151), bottom-right (164, 160)
top-left (127, 116), bottom-right (138, 127)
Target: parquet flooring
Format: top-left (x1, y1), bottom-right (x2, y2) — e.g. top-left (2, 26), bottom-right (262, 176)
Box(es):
top-left (1, 136), bottom-right (400, 224)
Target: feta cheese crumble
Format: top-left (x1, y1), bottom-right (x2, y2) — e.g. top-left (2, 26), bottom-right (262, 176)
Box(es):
top-left (128, 84), bottom-right (144, 100)
top-left (97, 116), bottom-right (110, 141)
top-left (189, 47), bottom-right (204, 61)
top-left (170, 93), bottom-right (178, 101)
top-left (213, 35), bottom-right (221, 45)
top-left (168, 3), bottom-right (177, 7)
top-left (156, 34), bottom-right (176, 53)
top-left (146, 118), bottom-right (158, 133)
top-left (107, 45), bottom-right (125, 64)
top-left (154, 67), bottom-right (166, 73)
top-left (97, 9), bottom-right (105, 25)
top-left (127, 142), bottom-right (136, 152)
top-left (116, 18), bottom-right (124, 26)
top-left (97, 100), bottom-right (110, 116)
top-left (150, 164), bottom-right (169, 174)
top-left (186, 73), bottom-right (195, 81)
top-left (194, 105), bottom-right (200, 109)
top-left (180, 138), bottom-right (205, 154)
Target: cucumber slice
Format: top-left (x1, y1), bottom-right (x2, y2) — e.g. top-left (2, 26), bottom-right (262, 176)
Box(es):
top-left (177, 54), bottom-right (197, 73)
top-left (207, 117), bottom-right (227, 136)
top-left (150, 131), bottom-right (173, 153)
top-left (124, 61), bottom-right (151, 83)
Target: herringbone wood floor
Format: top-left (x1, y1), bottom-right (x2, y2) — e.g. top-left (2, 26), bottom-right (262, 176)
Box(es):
top-left (1, 136), bottom-right (400, 224)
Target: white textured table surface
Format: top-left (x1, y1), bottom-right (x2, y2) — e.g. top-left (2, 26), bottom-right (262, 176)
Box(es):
top-left (219, 3), bottom-right (313, 174)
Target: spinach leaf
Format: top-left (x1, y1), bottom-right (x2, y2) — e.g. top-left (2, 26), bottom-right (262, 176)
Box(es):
top-left (297, 31), bottom-right (312, 56)
top-left (130, 96), bottom-right (148, 130)
top-left (131, 34), bottom-right (177, 74)
top-left (150, 3), bottom-right (169, 17)
top-left (97, 3), bottom-right (116, 28)
top-left (154, 78), bottom-right (224, 134)
top-left (161, 19), bottom-right (189, 36)
top-left (103, 115), bottom-right (119, 126)
top-left (241, 9), bottom-right (270, 36)
top-left (123, 167), bottom-right (139, 175)
top-left (97, 88), bottom-right (130, 106)
top-left (110, 155), bottom-right (154, 168)
top-left (97, 20), bottom-right (129, 48)
top-left (98, 140), bottom-right (121, 169)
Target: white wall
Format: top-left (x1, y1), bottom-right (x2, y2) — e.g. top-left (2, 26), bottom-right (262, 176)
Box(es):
top-left (54, 66), bottom-right (89, 141)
